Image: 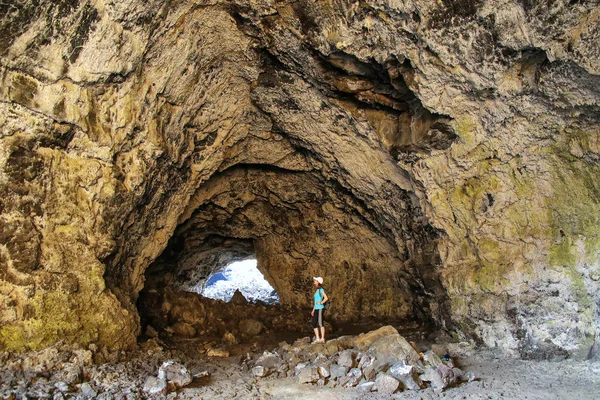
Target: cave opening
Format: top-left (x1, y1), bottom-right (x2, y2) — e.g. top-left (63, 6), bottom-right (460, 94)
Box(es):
top-left (136, 229), bottom-right (311, 350)
top-left (201, 258), bottom-right (280, 305)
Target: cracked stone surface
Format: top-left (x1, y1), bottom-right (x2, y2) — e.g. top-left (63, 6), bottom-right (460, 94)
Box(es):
top-left (0, 0), bottom-right (599, 360)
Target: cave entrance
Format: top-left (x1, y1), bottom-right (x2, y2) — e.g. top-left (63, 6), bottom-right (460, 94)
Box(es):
top-left (137, 235), bottom-right (305, 348)
top-left (200, 258), bottom-right (280, 304)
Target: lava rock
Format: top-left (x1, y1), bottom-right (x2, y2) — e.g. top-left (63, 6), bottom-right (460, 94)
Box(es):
top-left (389, 361), bottom-right (422, 390)
top-left (298, 367), bottom-right (319, 384)
top-left (230, 289), bottom-right (248, 305)
top-left (329, 364), bottom-right (349, 380)
top-left (79, 382), bottom-right (97, 398)
top-left (239, 319), bottom-right (263, 336)
top-left (357, 381), bottom-right (375, 392)
top-left (337, 350), bottom-right (356, 368)
top-left (207, 348), bottom-right (230, 358)
top-left (374, 373), bottom-right (400, 395)
top-left (158, 361), bottom-right (192, 388)
top-left (143, 376), bottom-right (167, 395)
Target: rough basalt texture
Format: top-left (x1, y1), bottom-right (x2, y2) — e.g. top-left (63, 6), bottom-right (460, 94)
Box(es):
top-left (1, 0), bottom-right (599, 359)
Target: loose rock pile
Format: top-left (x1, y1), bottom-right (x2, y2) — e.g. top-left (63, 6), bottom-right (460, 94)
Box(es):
top-left (142, 360), bottom-right (209, 396)
top-left (0, 346), bottom-right (211, 399)
top-left (247, 325), bottom-right (474, 394)
top-left (138, 287), bottom-right (308, 344)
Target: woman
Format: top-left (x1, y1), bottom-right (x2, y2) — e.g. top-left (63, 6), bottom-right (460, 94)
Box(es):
top-left (311, 276), bottom-right (328, 344)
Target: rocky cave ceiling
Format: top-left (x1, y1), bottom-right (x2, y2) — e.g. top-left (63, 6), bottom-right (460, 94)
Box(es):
top-left (0, 0), bottom-right (599, 360)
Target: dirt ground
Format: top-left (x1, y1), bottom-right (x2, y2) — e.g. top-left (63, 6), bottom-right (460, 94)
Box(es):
top-left (2, 325), bottom-right (599, 399)
top-left (174, 350), bottom-right (600, 400)
top-left (163, 323), bottom-right (600, 400)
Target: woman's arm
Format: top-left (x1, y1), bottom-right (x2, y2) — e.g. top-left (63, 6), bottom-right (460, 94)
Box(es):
top-left (319, 290), bottom-right (328, 304)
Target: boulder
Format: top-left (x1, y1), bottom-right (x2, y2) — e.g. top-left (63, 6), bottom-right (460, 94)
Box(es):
top-left (329, 364), bottom-right (349, 380)
top-left (354, 326), bottom-right (399, 351)
top-left (365, 332), bottom-right (421, 365)
top-left (143, 376), bottom-right (167, 395)
top-left (374, 373), bottom-right (400, 394)
top-left (337, 350), bottom-right (356, 368)
top-left (389, 361), bottom-right (422, 390)
top-left (298, 367), bottom-right (319, 384)
top-left (170, 322), bottom-right (196, 337)
top-left (79, 382), bottom-right (97, 398)
top-left (255, 351), bottom-right (282, 373)
top-left (239, 319), bottom-right (263, 336)
top-left (420, 366), bottom-right (446, 392)
top-left (230, 289), bottom-right (249, 305)
top-left (158, 361), bottom-right (192, 388)
top-left (294, 362), bottom-right (309, 376)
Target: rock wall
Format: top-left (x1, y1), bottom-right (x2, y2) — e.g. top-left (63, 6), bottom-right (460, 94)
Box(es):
top-left (1, 0), bottom-right (599, 359)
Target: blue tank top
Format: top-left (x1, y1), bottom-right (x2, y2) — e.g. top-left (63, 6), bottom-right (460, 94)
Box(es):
top-left (314, 288), bottom-right (325, 310)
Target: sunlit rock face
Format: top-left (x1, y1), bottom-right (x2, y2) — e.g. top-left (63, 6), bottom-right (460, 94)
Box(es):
top-left (0, 0), bottom-right (599, 359)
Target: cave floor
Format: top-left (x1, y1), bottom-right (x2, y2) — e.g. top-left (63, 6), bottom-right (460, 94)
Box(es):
top-left (131, 324), bottom-right (600, 400)
top-left (2, 325), bottom-right (599, 399)
top-left (165, 334), bottom-right (600, 400)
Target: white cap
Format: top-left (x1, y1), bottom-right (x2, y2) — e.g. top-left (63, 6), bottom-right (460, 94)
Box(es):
top-left (313, 277), bottom-right (323, 284)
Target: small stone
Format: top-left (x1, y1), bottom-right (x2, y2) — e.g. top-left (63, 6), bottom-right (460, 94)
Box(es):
top-left (317, 365), bottom-right (330, 378)
top-left (80, 382), bottom-right (97, 398)
top-left (344, 368), bottom-right (362, 387)
top-left (222, 331), bottom-right (238, 344)
top-left (193, 370), bottom-right (210, 378)
top-left (420, 366), bottom-right (446, 391)
top-left (141, 338), bottom-right (163, 353)
top-left (158, 360), bottom-right (193, 388)
top-left (298, 367), bottom-right (319, 384)
top-left (466, 371), bottom-right (477, 382)
top-left (295, 362), bottom-right (308, 376)
top-left (438, 364), bottom-right (457, 386)
top-left (143, 376), bottom-right (167, 395)
top-left (357, 354), bottom-right (373, 370)
top-left (207, 348), bottom-right (230, 358)
top-left (374, 373), bottom-right (400, 395)
top-left (53, 393), bottom-right (65, 400)
top-left (54, 381), bottom-right (69, 392)
top-left (357, 381), bottom-right (375, 392)
top-left (252, 365), bottom-right (268, 378)
top-left (423, 350), bottom-right (443, 368)
top-left (146, 325), bottom-right (159, 338)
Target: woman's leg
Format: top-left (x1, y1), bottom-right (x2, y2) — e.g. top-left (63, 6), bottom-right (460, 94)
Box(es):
top-left (312, 312), bottom-right (321, 341)
top-left (319, 309), bottom-right (325, 342)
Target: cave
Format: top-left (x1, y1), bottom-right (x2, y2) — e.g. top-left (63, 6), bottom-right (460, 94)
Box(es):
top-left (1, 0), bottom-right (599, 398)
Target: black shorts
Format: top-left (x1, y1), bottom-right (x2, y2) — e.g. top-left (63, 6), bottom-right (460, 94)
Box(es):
top-left (312, 308), bottom-right (325, 328)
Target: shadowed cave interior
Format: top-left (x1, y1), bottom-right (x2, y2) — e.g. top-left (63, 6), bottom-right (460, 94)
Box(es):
top-left (134, 162), bottom-right (448, 348)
